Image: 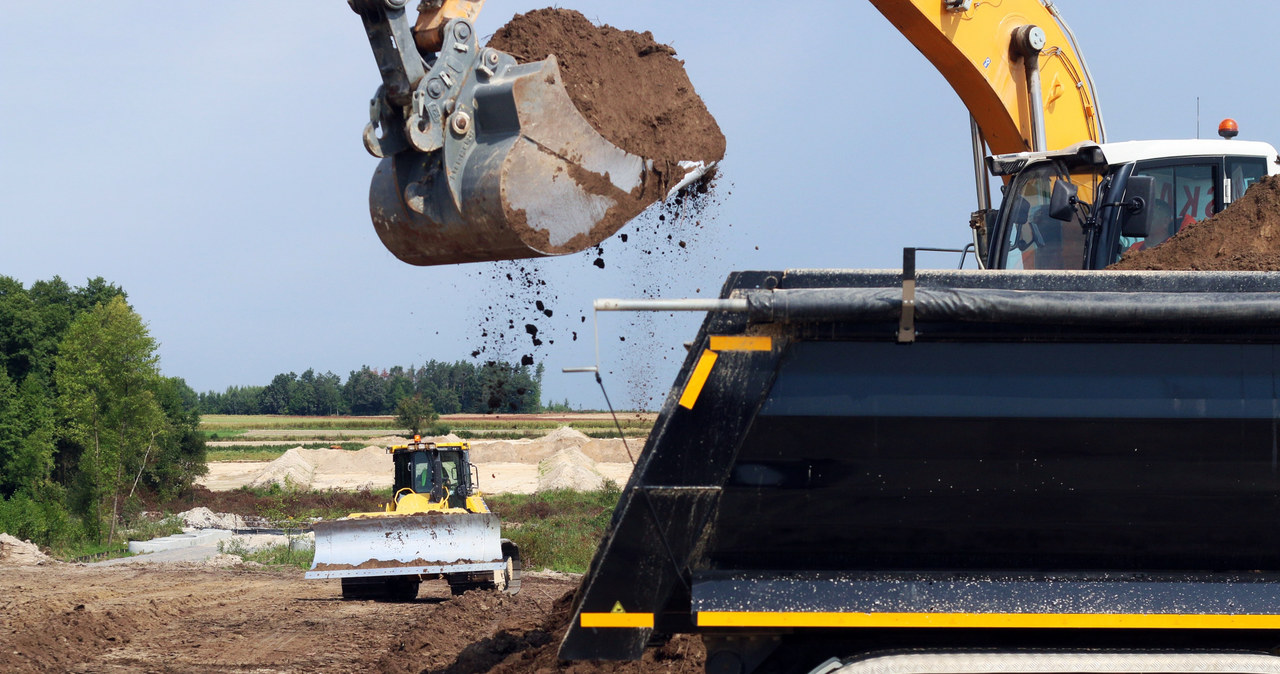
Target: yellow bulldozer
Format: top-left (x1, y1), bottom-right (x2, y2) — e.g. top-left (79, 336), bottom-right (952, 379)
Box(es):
top-left (305, 439), bottom-right (521, 601)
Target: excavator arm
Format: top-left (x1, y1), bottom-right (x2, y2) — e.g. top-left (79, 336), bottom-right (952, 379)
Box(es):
top-left (868, 0), bottom-right (1105, 154)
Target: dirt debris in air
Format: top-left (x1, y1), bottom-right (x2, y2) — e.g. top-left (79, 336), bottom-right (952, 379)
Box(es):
top-left (1110, 174), bottom-right (1280, 270)
top-left (591, 169), bottom-right (734, 409)
top-left (467, 9), bottom-right (731, 406)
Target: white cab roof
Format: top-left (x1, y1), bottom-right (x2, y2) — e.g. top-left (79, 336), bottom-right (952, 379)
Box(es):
top-left (1095, 139), bottom-right (1278, 165)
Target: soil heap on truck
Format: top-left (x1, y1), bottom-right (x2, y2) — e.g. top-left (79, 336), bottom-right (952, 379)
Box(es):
top-left (560, 262), bottom-right (1280, 674)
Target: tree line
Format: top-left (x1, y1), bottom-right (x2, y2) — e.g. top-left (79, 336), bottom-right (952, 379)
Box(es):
top-left (198, 360), bottom-right (546, 416)
top-left (0, 276), bottom-right (205, 549)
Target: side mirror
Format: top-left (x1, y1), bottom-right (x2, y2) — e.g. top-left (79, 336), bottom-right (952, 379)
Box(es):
top-left (1049, 179), bottom-right (1078, 221)
top-left (1120, 175), bottom-right (1157, 237)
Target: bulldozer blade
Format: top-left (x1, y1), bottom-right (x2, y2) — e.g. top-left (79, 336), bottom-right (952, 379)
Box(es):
top-left (370, 55), bottom-right (695, 266)
top-left (306, 512), bottom-right (504, 579)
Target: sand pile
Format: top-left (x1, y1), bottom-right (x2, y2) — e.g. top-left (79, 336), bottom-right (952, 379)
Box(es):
top-left (0, 533), bottom-right (52, 565)
top-left (213, 428), bottom-right (637, 493)
top-left (248, 448), bottom-right (316, 489)
top-left (178, 507), bottom-right (247, 530)
top-left (538, 447), bottom-right (607, 492)
top-left (1111, 174), bottom-right (1280, 270)
top-left (489, 8), bottom-right (725, 171)
top-left (580, 438), bottom-right (635, 463)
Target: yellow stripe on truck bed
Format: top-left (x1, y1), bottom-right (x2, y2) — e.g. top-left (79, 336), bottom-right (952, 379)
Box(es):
top-left (708, 336), bottom-right (772, 352)
top-left (580, 612), bottom-right (655, 628)
top-left (696, 612), bottom-right (1280, 630)
top-left (678, 350), bottom-right (718, 410)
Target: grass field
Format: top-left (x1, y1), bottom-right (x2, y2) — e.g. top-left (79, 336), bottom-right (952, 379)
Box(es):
top-left (200, 413), bottom-right (654, 445)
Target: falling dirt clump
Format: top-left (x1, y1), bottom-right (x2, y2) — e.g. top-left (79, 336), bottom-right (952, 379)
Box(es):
top-left (488, 8), bottom-right (725, 168)
top-left (1110, 175), bottom-right (1280, 270)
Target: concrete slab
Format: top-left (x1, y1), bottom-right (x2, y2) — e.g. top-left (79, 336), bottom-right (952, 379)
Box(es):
top-left (128, 528), bottom-right (231, 554)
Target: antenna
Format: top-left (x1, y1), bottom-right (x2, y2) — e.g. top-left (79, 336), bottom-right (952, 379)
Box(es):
top-left (1197, 97), bottom-right (1201, 139)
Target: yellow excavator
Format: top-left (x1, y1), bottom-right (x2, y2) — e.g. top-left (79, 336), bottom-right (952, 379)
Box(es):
top-left (306, 438), bottom-right (521, 600)
top-left (348, 0), bottom-right (1275, 272)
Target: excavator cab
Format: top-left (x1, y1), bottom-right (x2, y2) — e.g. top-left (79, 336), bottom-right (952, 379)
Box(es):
top-left (985, 141), bottom-right (1280, 270)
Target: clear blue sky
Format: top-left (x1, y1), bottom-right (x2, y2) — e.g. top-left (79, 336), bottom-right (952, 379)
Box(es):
top-left (3, 2), bottom-right (1278, 409)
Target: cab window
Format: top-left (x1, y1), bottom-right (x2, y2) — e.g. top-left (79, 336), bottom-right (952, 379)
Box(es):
top-left (1117, 162), bottom-right (1216, 256)
top-left (412, 453), bottom-right (434, 492)
top-left (998, 164), bottom-right (1095, 270)
top-left (1226, 156), bottom-right (1267, 204)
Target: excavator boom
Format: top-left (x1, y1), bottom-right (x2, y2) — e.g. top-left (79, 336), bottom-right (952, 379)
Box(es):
top-left (869, 0), bottom-right (1105, 154)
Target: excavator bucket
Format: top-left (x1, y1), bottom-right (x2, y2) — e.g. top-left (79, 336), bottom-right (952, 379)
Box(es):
top-left (352, 2), bottom-right (701, 266)
top-left (369, 56), bottom-right (675, 266)
top-left (305, 512), bottom-right (504, 579)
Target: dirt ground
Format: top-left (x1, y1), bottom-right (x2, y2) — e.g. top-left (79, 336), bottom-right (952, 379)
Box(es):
top-left (1, 563), bottom-right (593, 673)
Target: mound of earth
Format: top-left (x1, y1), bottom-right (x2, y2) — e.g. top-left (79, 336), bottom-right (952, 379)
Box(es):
top-left (177, 507), bottom-right (247, 530)
top-left (538, 447), bottom-right (606, 492)
top-left (1110, 174), bottom-right (1280, 270)
top-left (247, 448), bottom-right (317, 489)
top-left (379, 586), bottom-right (705, 673)
top-left (488, 8), bottom-right (726, 171)
top-left (0, 534), bottom-right (51, 566)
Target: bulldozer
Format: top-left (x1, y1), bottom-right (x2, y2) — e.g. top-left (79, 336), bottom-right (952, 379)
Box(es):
top-left (306, 438), bottom-right (521, 600)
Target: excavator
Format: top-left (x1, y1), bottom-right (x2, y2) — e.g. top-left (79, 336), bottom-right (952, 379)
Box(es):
top-left (346, 0), bottom-right (1276, 271)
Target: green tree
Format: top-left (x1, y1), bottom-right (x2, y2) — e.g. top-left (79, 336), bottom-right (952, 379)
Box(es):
top-left (344, 366), bottom-right (386, 415)
top-left (395, 395), bottom-right (438, 436)
top-left (143, 377), bottom-right (207, 501)
top-left (313, 370), bottom-right (346, 415)
top-left (0, 374), bottom-right (56, 497)
top-left (54, 296), bottom-right (166, 543)
top-left (260, 372), bottom-right (296, 415)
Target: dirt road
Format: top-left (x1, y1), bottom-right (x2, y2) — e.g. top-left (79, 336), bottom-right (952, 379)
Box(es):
top-left (1, 564), bottom-right (580, 673)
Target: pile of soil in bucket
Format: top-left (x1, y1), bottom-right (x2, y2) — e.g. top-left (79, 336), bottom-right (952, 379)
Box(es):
top-left (488, 8), bottom-right (726, 169)
top-left (1110, 174), bottom-right (1280, 270)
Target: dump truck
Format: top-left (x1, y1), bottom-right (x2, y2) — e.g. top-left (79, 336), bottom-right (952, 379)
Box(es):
top-left (306, 439), bottom-right (521, 600)
top-left (560, 260), bottom-right (1280, 673)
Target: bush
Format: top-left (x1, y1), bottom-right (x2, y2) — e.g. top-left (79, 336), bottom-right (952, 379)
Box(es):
top-left (0, 485), bottom-right (82, 550)
top-left (487, 481), bottom-right (621, 573)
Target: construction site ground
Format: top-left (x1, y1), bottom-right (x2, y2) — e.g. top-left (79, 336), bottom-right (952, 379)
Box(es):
top-left (1, 562), bottom-right (587, 673)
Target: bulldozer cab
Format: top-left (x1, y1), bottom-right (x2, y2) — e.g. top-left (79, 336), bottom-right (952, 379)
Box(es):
top-left (391, 440), bottom-right (473, 508)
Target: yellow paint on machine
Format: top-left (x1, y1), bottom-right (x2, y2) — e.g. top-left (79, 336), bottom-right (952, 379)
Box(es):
top-left (696, 612), bottom-right (1280, 630)
top-left (709, 336), bottom-right (772, 352)
top-left (678, 350), bottom-right (719, 409)
top-left (580, 612), bottom-right (655, 628)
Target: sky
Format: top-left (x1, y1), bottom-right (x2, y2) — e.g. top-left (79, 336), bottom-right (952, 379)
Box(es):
top-left (3, 1), bottom-right (1280, 409)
